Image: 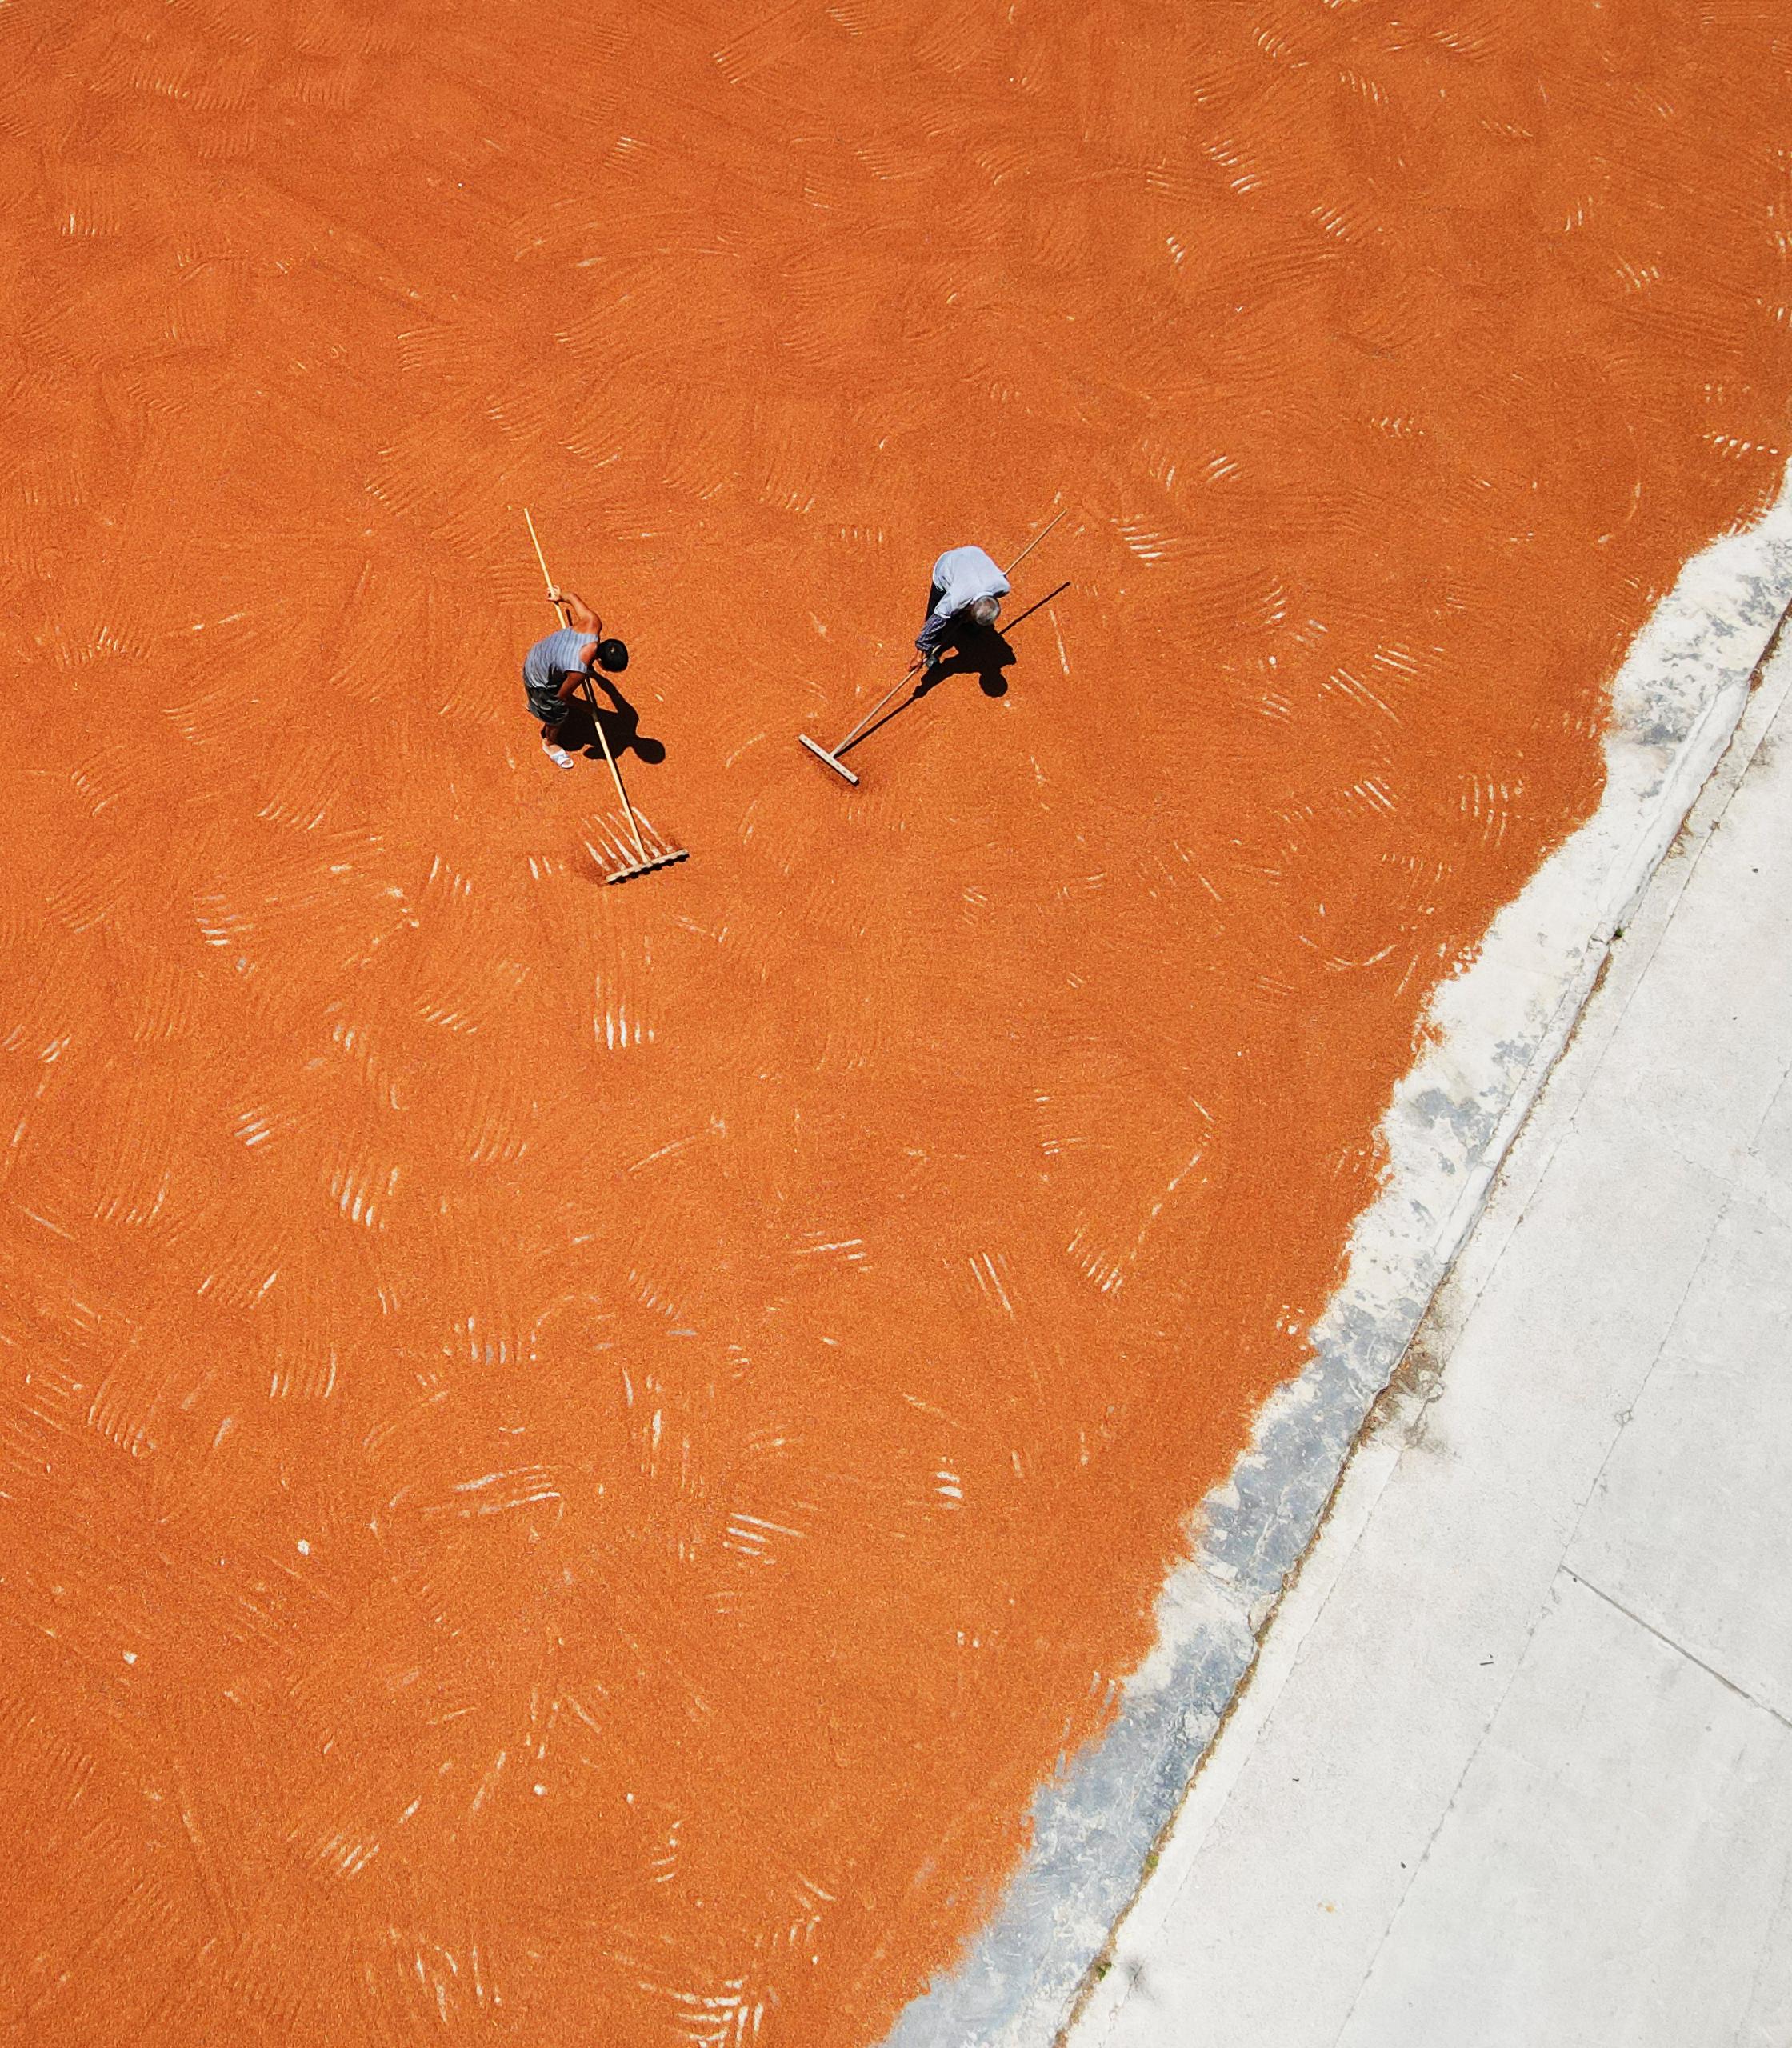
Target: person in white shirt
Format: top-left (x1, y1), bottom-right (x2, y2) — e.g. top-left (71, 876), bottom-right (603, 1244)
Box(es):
top-left (915, 545), bottom-right (1010, 668)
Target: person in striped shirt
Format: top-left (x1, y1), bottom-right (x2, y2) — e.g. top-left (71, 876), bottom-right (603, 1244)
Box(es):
top-left (522, 590), bottom-right (629, 768)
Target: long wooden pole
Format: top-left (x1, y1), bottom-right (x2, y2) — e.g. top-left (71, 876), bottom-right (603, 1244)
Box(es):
top-left (832, 657), bottom-right (926, 755)
top-left (830, 506), bottom-right (1067, 754)
top-left (998, 506), bottom-right (1066, 583)
top-left (582, 677), bottom-right (651, 864)
top-left (522, 506), bottom-right (569, 624)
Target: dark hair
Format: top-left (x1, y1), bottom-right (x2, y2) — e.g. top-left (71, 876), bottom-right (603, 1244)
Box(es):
top-left (597, 638), bottom-right (629, 674)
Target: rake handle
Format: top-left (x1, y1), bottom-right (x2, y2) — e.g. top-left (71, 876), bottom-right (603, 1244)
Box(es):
top-left (524, 506), bottom-right (573, 628)
top-left (999, 506), bottom-right (1066, 582)
top-left (582, 676), bottom-right (650, 866)
top-left (523, 506), bottom-right (558, 599)
top-left (834, 656), bottom-right (926, 754)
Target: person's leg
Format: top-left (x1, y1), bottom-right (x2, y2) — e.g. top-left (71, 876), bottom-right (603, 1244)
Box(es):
top-left (917, 586), bottom-right (954, 674)
top-left (531, 683), bottom-right (577, 766)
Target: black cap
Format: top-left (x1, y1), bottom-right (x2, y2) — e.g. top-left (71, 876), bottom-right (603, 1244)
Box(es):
top-left (597, 638), bottom-right (629, 674)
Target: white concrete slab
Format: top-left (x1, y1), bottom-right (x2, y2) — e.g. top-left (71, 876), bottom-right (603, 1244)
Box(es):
top-left (1334, 1572), bottom-right (1792, 2048)
top-left (1566, 1177), bottom-right (1792, 1720)
top-left (1070, 626), bottom-right (1792, 2048)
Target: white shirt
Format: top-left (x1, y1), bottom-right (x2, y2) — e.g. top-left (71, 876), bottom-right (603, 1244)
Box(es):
top-left (918, 546), bottom-right (1010, 655)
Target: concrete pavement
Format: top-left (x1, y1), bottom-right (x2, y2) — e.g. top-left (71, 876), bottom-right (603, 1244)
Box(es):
top-left (1067, 622), bottom-right (1792, 2048)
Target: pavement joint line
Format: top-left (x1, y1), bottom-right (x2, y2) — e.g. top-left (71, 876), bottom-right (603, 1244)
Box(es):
top-left (1333, 1544), bottom-right (1790, 2048)
top-left (1558, 1566), bottom-right (1792, 1733)
top-left (885, 474), bottom-right (1792, 2048)
top-left (1322, 1569), bottom-right (1568, 2048)
top-left (1559, 1180), bottom-right (1734, 1549)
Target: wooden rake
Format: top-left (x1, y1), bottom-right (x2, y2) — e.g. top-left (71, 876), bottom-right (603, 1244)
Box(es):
top-left (799, 507), bottom-right (1068, 787)
top-left (524, 508), bottom-right (688, 885)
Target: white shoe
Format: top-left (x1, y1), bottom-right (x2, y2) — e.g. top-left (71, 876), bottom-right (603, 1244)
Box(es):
top-left (542, 738), bottom-right (574, 769)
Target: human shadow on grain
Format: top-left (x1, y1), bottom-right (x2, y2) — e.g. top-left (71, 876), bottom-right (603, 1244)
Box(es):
top-left (554, 676), bottom-right (668, 767)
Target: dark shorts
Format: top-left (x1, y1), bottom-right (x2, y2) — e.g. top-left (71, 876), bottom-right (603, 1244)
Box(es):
top-left (527, 674), bottom-right (574, 725)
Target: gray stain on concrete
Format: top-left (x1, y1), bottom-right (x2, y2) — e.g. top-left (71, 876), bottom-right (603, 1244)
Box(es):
top-left (882, 479), bottom-right (1792, 2048)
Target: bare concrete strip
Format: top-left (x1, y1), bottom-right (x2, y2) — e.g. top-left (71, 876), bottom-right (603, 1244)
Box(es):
top-left (883, 476), bottom-right (1792, 2048)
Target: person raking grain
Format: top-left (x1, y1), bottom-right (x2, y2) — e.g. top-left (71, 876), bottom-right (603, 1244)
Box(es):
top-left (522, 590), bottom-right (629, 769)
top-left (914, 544), bottom-right (1010, 670)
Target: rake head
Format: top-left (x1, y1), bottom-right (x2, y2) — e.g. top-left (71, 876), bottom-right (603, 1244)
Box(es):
top-left (798, 733), bottom-right (860, 786)
top-left (584, 814), bottom-right (689, 886)
top-left (602, 847), bottom-right (690, 885)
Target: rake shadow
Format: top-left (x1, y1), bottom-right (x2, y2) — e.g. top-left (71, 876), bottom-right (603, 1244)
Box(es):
top-left (836, 576), bottom-right (1070, 762)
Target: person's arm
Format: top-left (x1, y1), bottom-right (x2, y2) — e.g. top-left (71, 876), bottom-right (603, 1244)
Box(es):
top-left (915, 607), bottom-right (954, 662)
top-left (550, 590), bottom-right (602, 635)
